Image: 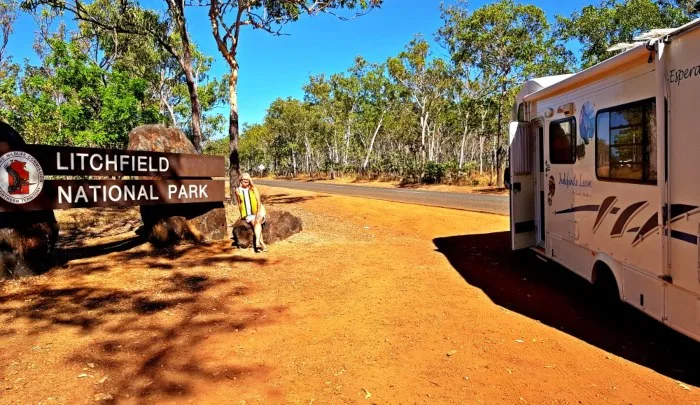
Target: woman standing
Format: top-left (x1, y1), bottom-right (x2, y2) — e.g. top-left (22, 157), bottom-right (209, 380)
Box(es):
top-left (234, 173), bottom-right (267, 252)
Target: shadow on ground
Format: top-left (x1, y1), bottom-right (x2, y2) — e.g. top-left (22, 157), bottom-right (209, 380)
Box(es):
top-left (262, 193), bottom-right (327, 205)
top-left (434, 231), bottom-right (700, 386)
top-left (0, 241), bottom-right (285, 402)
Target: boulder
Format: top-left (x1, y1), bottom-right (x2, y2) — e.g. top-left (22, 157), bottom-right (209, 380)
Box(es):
top-left (139, 202), bottom-right (227, 246)
top-left (0, 122), bottom-right (59, 279)
top-left (127, 124), bottom-right (197, 154)
top-left (0, 212), bottom-right (59, 278)
top-left (232, 211), bottom-right (303, 249)
top-left (127, 125), bottom-right (226, 246)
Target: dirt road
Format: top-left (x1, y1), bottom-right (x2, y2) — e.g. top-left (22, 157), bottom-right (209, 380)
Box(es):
top-left (256, 179), bottom-right (510, 215)
top-left (0, 186), bottom-right (698, 404)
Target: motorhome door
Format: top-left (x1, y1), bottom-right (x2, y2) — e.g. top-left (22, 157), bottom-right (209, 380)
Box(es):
top-left (535, 126), bottom-right (545, 247)
top-left (509, 122), bottom-right (536, 250)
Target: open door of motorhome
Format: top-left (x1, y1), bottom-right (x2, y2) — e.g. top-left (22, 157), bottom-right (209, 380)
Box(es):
top-left (509, 121), bottom-right (536, 250)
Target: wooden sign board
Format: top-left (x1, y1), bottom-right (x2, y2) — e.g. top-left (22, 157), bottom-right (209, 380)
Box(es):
top-left (0, 143), bottom-right (226, 212)
top-left (0, 143), bottom-right (224, 178)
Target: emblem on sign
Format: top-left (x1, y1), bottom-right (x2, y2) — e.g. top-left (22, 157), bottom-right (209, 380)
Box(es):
top-left (0, 151), bottom-right (44, 204)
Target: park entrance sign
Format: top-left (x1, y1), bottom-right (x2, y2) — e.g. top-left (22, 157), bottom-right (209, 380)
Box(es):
top-left (0, 143), bottom-right (225, 212)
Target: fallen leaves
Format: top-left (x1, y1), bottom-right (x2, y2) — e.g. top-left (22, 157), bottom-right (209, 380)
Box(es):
top-left (362, 388), bottom-right (372, 400)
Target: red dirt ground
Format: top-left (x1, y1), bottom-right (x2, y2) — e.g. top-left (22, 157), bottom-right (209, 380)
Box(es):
top-left (1, 186), bottom-right (698, 404)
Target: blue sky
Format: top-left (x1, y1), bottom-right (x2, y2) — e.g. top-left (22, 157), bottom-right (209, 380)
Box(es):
top-left (7, 0), bottom-right (595, 131)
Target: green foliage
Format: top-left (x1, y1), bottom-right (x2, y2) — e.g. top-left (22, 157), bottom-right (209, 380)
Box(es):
top-left (1, 0), bottom-right (227, 148)
top-left (1, 37), bottom-right (161, 147)
top-left (555, 0), bottom-right (698, 68)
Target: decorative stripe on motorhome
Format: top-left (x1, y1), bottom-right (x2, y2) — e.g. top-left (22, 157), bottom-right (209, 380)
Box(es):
top-left (669, 230), bottom-right (698, 245)
top-left (611, 201), bottom-right (648, 238)
top-left (633, 213), bottom-right (659, 246)
top-left (554, 205), bottom-right (599, 214)
top-left (555, 198), bottom-right (699, 246)
top-left (593, 196), bottom-right (618, 233)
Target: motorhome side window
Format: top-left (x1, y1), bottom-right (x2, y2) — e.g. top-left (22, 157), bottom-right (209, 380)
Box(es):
top-left (596, 98), bottom-right (657, 183)
top-left (549, 117), bottom-right (576, 164)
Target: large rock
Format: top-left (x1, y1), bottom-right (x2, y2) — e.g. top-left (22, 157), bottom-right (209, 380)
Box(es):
top-left (232, 211), bottom-right (303, 249)
top-left (0, 123), bottom-right (59, 279)
top-left (0, 212), bottom-right (59, 278)
top-left (139, 202), bottom-right (227, 247)
top-left (127, 124), bottom-right (197, 154)
top-left (127, 125), bottom-right (226, 245)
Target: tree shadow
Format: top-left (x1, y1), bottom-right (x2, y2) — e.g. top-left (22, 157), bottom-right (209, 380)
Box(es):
top-left (56, 234), bottom-right (148, 266)
top-left (434, 231), bottom-right (700, 386)
top-left (57, 207), bottom-right (143, 249)
top-left (0, 240), bottom-right (284, 402)
top-left (262, 193), bottom-right (326, 205)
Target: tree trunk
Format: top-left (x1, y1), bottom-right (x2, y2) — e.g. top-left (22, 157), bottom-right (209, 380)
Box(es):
top-left (362, 115), bottom-right (384, 170)
top-left (478, 108), bottom-right (488, 175)
top-left (343, 110), bottom-right (353, 169)
top-left (172, 0), bottom-right (203, 153)
top-left (228, 69), bottom-right (240, 197)
top-left (459, 111), bottom-right (470, 169)
top-left (420, 105), bottom-right (429, 165)
top-left (496, 85), bottom-right (507, 186)
top-left (183, 64), bottom-right (203, 152)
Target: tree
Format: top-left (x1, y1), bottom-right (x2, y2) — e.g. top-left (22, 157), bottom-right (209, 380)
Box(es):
top-left (4, 35), bottom-right (160, 146)
top-left (438, 0), bottom-right (572, 185)
top-left (0, 0), bottom-right (16, 66)
top-left (387, 37), bottom-right (448, 168)
top-left (556, 0), bottom-right (698, 68)
top-left (206, 0), bottom-right (381, 194)
top-left (24, 0), bottom-right (208, 151)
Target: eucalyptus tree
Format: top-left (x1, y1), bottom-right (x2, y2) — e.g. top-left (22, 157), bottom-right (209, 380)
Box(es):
top-left (0, 0), bottom-right (16, 66)
top-left (330, 64), bottom-right (361, 170)
top-left (438, 0), bottom-right (572, 185)
top-left (23, 0), bottom-right (208, 152)
top-left (303, 74), bottom-right (340, 174)
top-left (357, 61), bottom-right (397, 171)
top-left (206, 0), bottom-right (381, 192)
top-left (387, 37), bottom-right (447, 168)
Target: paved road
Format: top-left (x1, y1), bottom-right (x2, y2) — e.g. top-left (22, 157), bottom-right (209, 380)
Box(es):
top-left (256, 179), bottom-right (510, 215)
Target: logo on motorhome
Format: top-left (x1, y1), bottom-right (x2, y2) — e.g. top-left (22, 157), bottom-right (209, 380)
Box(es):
top-left (579, 102), bottom-right (595, 144)
top-left (0, 151), bottom-right (44, 204)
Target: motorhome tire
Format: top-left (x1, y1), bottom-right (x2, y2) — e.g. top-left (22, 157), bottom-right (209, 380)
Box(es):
top-left (592, 263), bottom-right (620, 308)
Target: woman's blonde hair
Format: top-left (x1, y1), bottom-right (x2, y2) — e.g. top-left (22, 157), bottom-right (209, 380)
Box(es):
top-left (240, 173), bottom-right (255, 189)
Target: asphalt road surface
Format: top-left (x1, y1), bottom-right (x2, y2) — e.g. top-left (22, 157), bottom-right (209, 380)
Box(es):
top-left (256, 179), bottom-right (510, 215)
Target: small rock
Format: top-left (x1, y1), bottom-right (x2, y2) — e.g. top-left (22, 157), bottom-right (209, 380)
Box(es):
top-left (93, 393), bottom-right (113, 401)
top-left (77, 373), bottom-right (92, 378)
top-left (96, 375), bottom-right (108, 385)
top-left (514, 339), bottom-right (524, 343)
top-left (88, 363), bottom-right (95, 368)
top-left (446, 350), bottom-right (457, 357)
top-left (463, 376), bottom-right (469, 380)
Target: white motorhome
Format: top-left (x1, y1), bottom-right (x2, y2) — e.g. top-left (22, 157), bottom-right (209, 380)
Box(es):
top-left (509, 18), bottom-right (700, 342)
